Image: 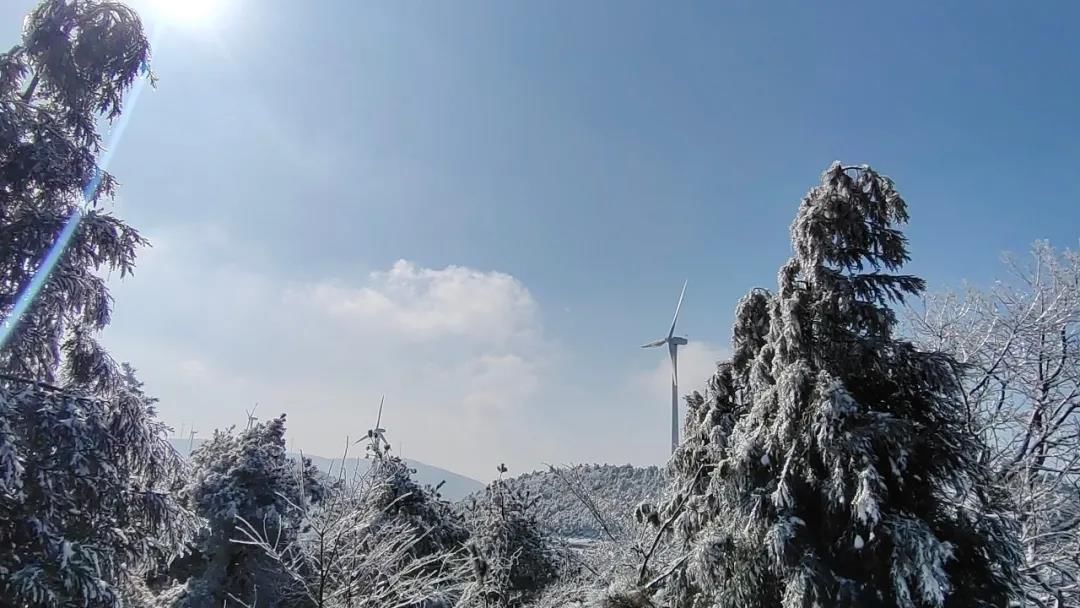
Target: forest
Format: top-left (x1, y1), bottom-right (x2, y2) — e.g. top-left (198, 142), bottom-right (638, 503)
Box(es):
top-left (1, 1), bottom-right (1077, 607)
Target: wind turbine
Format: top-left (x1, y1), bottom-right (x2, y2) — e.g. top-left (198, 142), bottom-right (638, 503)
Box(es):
top-left (361, 396), bottom-right (389, 458)
top-left (642, 280), bottom-right (688, 455)
top-left (245, 403), bottom-right (259, 430)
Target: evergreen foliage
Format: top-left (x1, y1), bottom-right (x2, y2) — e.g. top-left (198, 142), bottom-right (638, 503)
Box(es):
top-left (175, 415), bottom-right (326, 607)
top-left (659, 162), bottom-right (1022, 608)
top-left (229, 425), bottom-right (475, 608)
top-left (364, 453), bottom-right (471, 560)
top-left (462, 474), bottom-right (561, 608)
top-left (0, 0), bottom-right (150, 392)
top-left (0, 366), bottom-right (195, 607)
top-left (0, 2), bottom-right (198, 605)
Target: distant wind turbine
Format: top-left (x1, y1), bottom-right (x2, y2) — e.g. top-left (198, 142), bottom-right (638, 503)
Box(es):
top-left (245, 403), bottom-right (259, 430)
top-left (642, 280), bottom-right (688, 455)
top-left (360, 396), bottom-right (389, 457)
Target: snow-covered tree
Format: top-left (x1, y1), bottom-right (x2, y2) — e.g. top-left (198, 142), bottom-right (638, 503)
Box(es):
top-left (0, 5), bottom-right (196, 602)
top-left (659, 162), bottom-right (1022, 608)
top-left (0, 364), bottom-right (196, 607)
top-left (0, 0), bottom-right (150, 392)
top-left (462, 469), bottom-right (561, 608)
top-left (176, 415), bottom-right (327, 607)
top-left (358, 430), bottom-right (470, 560)
top-left (910, 242), bottom-right (1080, 607)
top-left (234, 426), bottom-right (475, 608)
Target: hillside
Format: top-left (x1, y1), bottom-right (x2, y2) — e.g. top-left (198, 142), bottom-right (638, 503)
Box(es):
top-left (467, 464), bottom-right (669, 540)
top-left (168, 438), bottom-right (484, 501)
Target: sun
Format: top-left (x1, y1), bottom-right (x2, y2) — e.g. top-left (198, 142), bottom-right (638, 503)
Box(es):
top-left (142, 0), bottom-right (223, 28)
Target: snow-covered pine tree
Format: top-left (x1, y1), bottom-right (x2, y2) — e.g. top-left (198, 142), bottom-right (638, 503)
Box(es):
top-left (176, 415), bottom-right (326, 607)
top-left (462, 471), bottom-right (560, 608)
top-left (0, 364), bottom-right (196, 607)
top-left (0, 0), bottom-right (150, 391)
top-left (360, 433), bottom-right (470, 560)
top-left (660, 162), bottom-right (1021, 608)
top-left (230, 424), bottom-right (476, 608)
top-left (0, 6), bottom-right (198, 602)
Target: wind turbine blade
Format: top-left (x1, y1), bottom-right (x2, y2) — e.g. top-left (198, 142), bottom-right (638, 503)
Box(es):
top-left (641, 338), bottom-right (667, 348)
top-left (375, 395), bottom-right (384, 431)
top-left (667, 280), bottom-right (687, 339)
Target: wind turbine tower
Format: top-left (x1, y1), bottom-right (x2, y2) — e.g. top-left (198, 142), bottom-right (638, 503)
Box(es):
top-left (642, 280), bottom-right (688, 455)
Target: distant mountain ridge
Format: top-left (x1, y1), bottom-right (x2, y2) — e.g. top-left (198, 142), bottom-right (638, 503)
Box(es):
top-left (168, 437), bottom-right (485, 501)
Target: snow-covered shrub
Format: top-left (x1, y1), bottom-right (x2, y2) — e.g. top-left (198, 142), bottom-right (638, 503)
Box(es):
top-left (461, 475), bottom-right (562, 607)
top-left (173, 414), bottom-right (327, 607)
top-left (364, 453), bottom-right (471, 559)
top-left (232, 428), bottom-right (475, 608)
top-left (508, 466), bottom-right (681, 608)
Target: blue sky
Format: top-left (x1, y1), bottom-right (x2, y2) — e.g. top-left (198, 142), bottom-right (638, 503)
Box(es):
top-left (4, 0), bottom-right (1079, 480)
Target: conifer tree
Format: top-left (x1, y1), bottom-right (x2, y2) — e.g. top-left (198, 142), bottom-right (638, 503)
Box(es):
top-left (177, 415), bottom-right (326, 607)
top-left (358, 425), bottom-right (470, 559)
top-left (463, 470), bottom-right (560, 608)
top-left (0, 0), bottom-right (150, 391)
top-left (231, 422), bottom-right (475, 608)
top-left (0, 364), bottom-right (196, 607)
top-left (0, 4), bottom-right (197, 604)
top-left (660, 162), bottom-right (1021, 608)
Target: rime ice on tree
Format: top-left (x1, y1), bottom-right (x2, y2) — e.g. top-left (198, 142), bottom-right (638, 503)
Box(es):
top-left (659, 162), bottom-right (1021, 608)
top-left (0, 2), bottom-right (196, 606)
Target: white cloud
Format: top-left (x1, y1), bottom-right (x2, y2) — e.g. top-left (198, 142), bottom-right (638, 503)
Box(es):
top-left (103, 224), bottom-right (551, 479)
top-left (295, 260), bottom-right (538, 344)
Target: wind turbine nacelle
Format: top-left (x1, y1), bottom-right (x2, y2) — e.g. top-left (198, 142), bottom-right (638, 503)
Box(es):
top-left (670, 336), bottom-right (688, 346)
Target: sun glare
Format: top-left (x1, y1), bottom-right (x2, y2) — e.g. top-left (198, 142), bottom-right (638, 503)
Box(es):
top-left (143, 0), bottom-right (222, 27)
